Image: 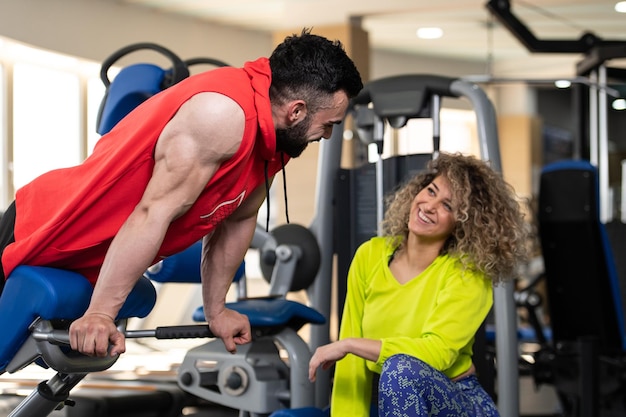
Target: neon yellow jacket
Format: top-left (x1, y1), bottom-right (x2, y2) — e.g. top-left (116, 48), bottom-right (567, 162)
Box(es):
top-left (331, 237), bottom-right (493, 417)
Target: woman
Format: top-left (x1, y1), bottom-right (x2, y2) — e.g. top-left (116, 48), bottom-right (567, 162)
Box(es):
top-left (309, 152), bottom-right (529, 417)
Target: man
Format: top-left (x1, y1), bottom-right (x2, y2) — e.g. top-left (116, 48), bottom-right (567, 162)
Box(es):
top-left (0, 29), bottom-right (363, 358)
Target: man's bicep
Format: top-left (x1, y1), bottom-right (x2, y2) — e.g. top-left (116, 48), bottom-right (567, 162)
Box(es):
top-left (141, 156), bottom-right (220, 220)
top-left (158, 92), bottom-right (244, 165)
top-left (144, 93), bottom-right (246, 218)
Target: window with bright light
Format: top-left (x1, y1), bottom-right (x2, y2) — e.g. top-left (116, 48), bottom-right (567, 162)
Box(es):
top-left (87, 76), bottom-right (105, 154)
top-left (0, 63), bottom-right (5, 208)
top-left (12, 62), bottom-right (81, 190)
top-left (369, 109), bottom-right (479, 162)
top-left (0, 36), bottom-right (105, 203)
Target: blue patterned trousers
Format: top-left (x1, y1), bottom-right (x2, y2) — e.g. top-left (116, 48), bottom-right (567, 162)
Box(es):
top-left (377, 354), bottom-right (500, 417)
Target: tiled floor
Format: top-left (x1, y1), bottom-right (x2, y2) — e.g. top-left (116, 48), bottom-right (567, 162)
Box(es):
top-left (0, 339), bottom-right (561, 417)
top-left (0, 377), bottom-right (561, 417)
top-left (0, 375), bottom-right (238, 417)
top-left (0, 396), bottom-right (238, 417)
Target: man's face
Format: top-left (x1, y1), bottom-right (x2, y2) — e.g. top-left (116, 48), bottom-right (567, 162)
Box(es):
top-left (275, 112), bottom-right (313, 157)
top-left (276, 91), bottom-right (349, 158)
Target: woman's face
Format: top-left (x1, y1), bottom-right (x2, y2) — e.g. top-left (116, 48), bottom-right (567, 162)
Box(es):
top-left (408, 175), bottom-right (457, 243)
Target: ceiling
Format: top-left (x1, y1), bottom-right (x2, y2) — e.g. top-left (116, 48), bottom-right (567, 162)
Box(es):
top-left (121, 0), bottom-right (626, 71)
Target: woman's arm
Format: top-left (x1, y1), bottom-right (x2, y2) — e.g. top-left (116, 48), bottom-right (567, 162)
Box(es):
top-left (311, 241), bottom-right (376, 417)
top-left (309, 337), bottom-right (381, 381)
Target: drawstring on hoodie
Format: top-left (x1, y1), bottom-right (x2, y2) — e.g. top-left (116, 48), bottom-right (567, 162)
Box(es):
top-left (264, 161), bottom-right (271, 232)
top-left (281, 153), bottom-right (290, 224)
top-left (264, 154), bottom-right (290, 233)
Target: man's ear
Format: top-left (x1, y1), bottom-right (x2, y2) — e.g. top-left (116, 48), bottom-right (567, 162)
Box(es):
top-left (287, 100), bottom-right (308, 126)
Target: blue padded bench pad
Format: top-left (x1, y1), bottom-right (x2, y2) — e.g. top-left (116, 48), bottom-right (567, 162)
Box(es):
top-left (0, 265), bottom-right (157, 371)
top-left (144, 241), bottom-right (203, 283)
top-left (485, 323), bottom-right (552, 344)
top-left (270, 407), bottom-right (329, 417)
top-left (541, 160), bottom-right (626, 351)
top-left (97, 63), bottom-right (165, 135)
top-left (193, 298), bottom-right (325, 331)
top-left (144, 240), bottom-right (246, 284)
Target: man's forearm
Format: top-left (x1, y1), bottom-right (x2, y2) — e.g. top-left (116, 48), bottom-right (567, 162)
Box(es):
top-left (89, 211), bottom-right (167, 317)
top-left (200, 216), bottom-right (257, 318)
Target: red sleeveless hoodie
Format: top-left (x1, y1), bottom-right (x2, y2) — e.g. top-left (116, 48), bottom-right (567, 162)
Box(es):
top-left (2, 58), bottom-right (286, 284)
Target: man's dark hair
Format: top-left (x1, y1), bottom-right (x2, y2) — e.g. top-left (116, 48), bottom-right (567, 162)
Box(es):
top-left (269, 28), bottom-right (363, 112)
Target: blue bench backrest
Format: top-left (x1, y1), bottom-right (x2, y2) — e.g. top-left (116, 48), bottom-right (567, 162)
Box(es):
top-left (95, 43), bottom-right (230, 136)
top-left (97, 63), bottom-right (167, 135)
top-left (144, 240), bottom-right (245, 284)
top-left (539, 160), bottom-right (626, 351)
top-left (96, 42), bottom-right (194, 135)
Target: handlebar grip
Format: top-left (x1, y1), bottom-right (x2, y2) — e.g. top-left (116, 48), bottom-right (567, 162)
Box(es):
top-left (32, 324), bottom-right (216, 345)
top-left (34, 330), bottom-right (71, 345)
top-left (153, 325), bottom-right (214, 339)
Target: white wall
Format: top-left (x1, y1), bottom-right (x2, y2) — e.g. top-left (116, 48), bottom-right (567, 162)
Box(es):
top-left (1, 0), bottom-right (487, 79)
top-left (0, 0), bottom-right (273, 68)
top-left (371, 48), bottom-right (486, 80)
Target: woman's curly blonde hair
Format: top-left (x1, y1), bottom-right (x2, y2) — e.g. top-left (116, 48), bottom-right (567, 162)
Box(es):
top-left (381, 152), bottom-right (529, 284)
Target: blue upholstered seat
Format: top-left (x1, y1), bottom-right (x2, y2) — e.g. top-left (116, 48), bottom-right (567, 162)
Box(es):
top-left (0, 266), bottom-right (156, 373)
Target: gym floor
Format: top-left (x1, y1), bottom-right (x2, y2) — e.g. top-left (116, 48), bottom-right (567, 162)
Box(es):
top-left (0, 340), bottom-right (561, 417)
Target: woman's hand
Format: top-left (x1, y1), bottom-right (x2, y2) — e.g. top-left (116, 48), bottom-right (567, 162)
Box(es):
top-left (308, 340), bottom-right (349, 382)
top-left (309, 337), bottom-right (383, 382)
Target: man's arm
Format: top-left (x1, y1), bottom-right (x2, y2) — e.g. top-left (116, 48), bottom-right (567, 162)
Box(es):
top-left (200, 183), bottom-right (270, 353)
top-left (69, 92), bottom-right (244, 357)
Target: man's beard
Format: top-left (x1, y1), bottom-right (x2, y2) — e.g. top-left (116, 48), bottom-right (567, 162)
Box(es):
top-left (275, 115), bottom-right (313, 158)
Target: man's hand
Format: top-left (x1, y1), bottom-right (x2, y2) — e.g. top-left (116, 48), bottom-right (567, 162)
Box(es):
top-left (69, 312), bottom-right (126, 357)
top-left (208, 307), bottom-right (252, 353)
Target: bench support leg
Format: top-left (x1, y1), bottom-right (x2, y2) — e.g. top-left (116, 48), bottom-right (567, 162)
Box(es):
top-left (8, 372), bottom-right (86, 417)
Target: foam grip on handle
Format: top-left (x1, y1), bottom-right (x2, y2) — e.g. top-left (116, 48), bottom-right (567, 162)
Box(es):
top-left (154, 325), bottom-right (214, 339)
